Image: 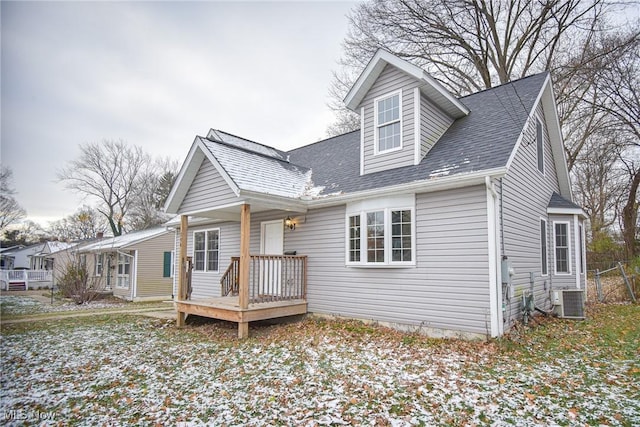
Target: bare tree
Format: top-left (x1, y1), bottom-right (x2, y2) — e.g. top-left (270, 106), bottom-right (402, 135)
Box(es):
top-left (327, 0), bottom-right (614, 134)
top-left (127, 157), bottom-right (179, 230)
top-left (0, 166), bottom-right (26, 233)
top-left (48, 205), bottom-right (107, 241)
top-left (573, 137), bottom-right (624, 238)
top-left (58, 140), bottom-right (150, 236)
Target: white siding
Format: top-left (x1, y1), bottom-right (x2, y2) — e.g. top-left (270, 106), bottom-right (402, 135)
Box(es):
top-left (179, 158), bottom-right (238, 213)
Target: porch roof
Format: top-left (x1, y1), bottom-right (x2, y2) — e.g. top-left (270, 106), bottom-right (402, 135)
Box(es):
top-left (79, 227), bottom-right (170, 252)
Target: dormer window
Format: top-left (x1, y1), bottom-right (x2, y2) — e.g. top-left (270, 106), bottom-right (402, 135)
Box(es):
top-left (375, 90), bottom-right (402, 154)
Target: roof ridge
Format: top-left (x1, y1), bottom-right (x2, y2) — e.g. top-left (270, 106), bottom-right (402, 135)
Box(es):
top-left (201, 136), bottom-right (310, 172)
top-left (210, 129), bottom-right (289, 156)
top-left (459, 71), bottom-right (548, 99)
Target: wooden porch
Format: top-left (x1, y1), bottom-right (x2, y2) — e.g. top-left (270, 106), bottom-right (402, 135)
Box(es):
top-left (174, 205), bottom-right (308, 338)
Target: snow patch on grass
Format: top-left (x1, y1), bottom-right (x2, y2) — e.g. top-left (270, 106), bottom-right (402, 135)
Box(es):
top-left (1, 313), bottom-right (638, 426)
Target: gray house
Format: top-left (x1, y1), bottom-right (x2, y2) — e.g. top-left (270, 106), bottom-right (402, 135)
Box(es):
top-left (165, 50), bottom-right (586, 339)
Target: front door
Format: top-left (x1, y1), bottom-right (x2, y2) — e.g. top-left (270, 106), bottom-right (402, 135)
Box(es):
top-left (260, 220), bottom-right (284, 295)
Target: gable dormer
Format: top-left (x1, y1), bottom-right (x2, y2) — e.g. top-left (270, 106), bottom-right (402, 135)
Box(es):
top-left (344, 50), bottom-right (469, 175)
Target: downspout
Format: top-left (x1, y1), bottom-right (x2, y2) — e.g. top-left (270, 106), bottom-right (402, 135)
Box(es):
top-left (485, 176), bottom-right (503, 336)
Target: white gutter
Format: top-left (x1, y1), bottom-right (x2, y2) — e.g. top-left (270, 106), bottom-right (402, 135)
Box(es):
top-left (310, 167), bottom-right (507, 208)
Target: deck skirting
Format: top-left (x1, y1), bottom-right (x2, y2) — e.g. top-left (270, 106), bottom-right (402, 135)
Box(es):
top-left (175, 297), bottom-right (307, 323)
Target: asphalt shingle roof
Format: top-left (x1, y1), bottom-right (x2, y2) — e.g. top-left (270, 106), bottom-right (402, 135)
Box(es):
top-left (200, 136), bottom-right (313, 198)
top-left (288, 72), bottom-right (548, 196)
top-left (548, 192), bottom-right (582, 210)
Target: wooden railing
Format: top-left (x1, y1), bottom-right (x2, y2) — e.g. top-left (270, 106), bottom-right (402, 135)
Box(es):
top-left (220, 257), bottom-right (240, 297)
top-left (220, 255), bottom-right (307, 304)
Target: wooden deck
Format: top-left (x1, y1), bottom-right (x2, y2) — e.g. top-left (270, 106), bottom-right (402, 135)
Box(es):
top-left (175, 296), bottom-right (307, 323)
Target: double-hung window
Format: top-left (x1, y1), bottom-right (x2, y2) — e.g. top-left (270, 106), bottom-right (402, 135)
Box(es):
top-left (95, 253), bottom-right (103, 276)
top-left (375, 91), bottom-right (402, 153)
top-left (347, 196), bottom-right (415, 266)
top-left (193, 229), bottom-right (220, 272)
top-left (553, 222), bottom-right (570, 274)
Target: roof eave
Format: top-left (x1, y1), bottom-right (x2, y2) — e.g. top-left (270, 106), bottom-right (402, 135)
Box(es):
top-left (308, 167), bottom-right (507, 208)
top-left (344, 49), bottom-right (469, 118)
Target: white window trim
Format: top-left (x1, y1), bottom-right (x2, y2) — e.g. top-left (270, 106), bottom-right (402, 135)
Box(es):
top-left (345, 205), bottom-right (416, 268)
top-left (553, 221), bottom-right (572, 275)
top-left (540, 217), bottom-right (548, 277)
top-left (373, 89), bottom-right (403, 155)
top-left (116, 252), bottom-right (131, 289)
top-left (95, 253), bottom-right (103, 277)
top-left (535, 115), bottom-right (545, 176)
top-left (192, 228), bottom-right (221, 273)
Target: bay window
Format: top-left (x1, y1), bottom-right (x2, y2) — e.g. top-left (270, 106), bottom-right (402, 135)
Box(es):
top-left (347, 199), bottom-right (414, 266)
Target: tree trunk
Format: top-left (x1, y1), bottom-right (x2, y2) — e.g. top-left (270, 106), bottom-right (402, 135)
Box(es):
top-left (622, 169), bottom-right (640, 260)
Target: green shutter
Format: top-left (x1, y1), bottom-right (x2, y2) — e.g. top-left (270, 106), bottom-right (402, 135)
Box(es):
top-left (163, 252), bottom-right (172, 278)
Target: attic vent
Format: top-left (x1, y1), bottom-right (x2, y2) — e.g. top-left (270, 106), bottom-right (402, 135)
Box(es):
top-left (555, 289), bottom-right (585, 319)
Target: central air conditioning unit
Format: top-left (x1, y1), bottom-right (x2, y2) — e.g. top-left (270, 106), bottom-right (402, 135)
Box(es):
top-left (553, 289), bottom-right (585, 319)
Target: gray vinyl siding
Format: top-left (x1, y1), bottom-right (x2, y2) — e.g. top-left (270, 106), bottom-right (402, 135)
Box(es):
top-left (361, 65), bottom-right (419, 174)
top-left (500, 102), bottom-right (563, 326)
top-left (188, 221), bottom-right (240, 299)
top-left (128, 233), bottom-right (173, 299)
top-left (420, 93), bottom-right (454, 159)
top-left (286, 185), bottom-right (491, 336)
top-left (179, 158), bottom-right (238, 213)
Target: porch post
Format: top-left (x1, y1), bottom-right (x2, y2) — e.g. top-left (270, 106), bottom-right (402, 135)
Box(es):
top-left (239, 203), bottom-right (250, 338)
top-left (177, 215), bottom-right (188, 327)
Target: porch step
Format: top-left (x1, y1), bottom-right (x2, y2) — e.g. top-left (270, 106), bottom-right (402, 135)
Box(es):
top-left (8, 282), bottom-right (26, 291)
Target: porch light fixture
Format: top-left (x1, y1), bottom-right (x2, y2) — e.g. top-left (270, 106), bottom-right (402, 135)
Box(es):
top-left (285, 216), bottom-right (296, 230)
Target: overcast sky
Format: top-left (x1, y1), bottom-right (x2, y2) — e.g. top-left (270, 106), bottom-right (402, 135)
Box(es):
top-left (1, 1), bottom-right (356, 227)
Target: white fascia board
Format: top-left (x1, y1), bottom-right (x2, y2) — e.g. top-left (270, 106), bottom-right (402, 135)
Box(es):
top-left (197, 138), bottom-right (241, 197)
top-left (164, 138), bottom-right (204, 214)
top-left (164, 137), bottom-right (241, 215)
top-left (309, 167), bottom-right (507, 209)
top-left (238, 190), bottom-right (308, 213)
top-left (344, 50), bottom-right (468, 118)
top-left (418, 70), bottom-right (469, 118)
top-left (547, 207), bottom-right (587, 218)
top-left (505, 75), bottom-right (548, 172)
top-left (541, 79), bottom-right (573, 199)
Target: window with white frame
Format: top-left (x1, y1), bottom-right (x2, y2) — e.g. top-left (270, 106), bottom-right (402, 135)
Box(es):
top-left (193, 229), bottom-right (220, 272)
top-left (347, 196), bottom-right (414, 266)
top-left (117, 253), bottom-right (130, 289)
top-left (375, 91), bottom-right (402, 153)
top-left (95, 253), bottom-right (103, 276)
top-left (536, 117), bottom-right (544, 174)
top-left (540, 219), bottom-right (548, 275)
top-left (554, 222), bottom-right (570, 274)
top-left (348, 215), bottom-right (361, 262)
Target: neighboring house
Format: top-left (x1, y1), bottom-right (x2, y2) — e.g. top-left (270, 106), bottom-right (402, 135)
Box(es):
top-left (0, 246), bottom-right (23, 270)
top-left (1, 243), bottom-right (44, 270)
top-left (29, 241), bottom-right (75, 270)
top-left (164, 50), bottom-right (586, 339)
top-left (79, 228), bottom-right (174, 302)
